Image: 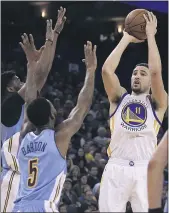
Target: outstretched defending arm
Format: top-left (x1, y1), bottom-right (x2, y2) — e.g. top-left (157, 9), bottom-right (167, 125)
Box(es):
top-left (144, 12), bottom-right (167, 112)
top-left (148, 131), bottom-right (168, 210)
top-left (20, 22), bottom-right (55, 140)
top-left (18, 7), bottom-right (66, 100)
top-left (55, 41), bottom-right (97, 157)
top-left (102, 32), bottom-right (144, 103)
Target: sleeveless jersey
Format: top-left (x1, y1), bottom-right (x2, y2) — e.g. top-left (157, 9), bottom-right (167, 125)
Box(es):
top-left (1, 105), bottom-right (24, 144)
top-left (15, 129), bottom-right (67, 207)
top-left (1, 132), bottom-right (20, 172)
top-left (1, 132), bottom-right (20, 213)
top-left (107, 93), bottom-right (162, 161)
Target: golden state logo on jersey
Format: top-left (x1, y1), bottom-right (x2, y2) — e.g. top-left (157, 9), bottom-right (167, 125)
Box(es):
top-left (121, 102), bottom-right (147, 132)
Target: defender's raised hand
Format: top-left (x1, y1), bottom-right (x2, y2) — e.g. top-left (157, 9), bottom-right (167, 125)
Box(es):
top-left (143, 12), bottom-right (157, 37)
top-left (46, 19), bottom-right (54, 42)
top-left (19, 33), bottom-right (44, 62)
top-left (54, 6), bottom-right (66, 34)
top-left (83, 41), bottom-right (97, 72)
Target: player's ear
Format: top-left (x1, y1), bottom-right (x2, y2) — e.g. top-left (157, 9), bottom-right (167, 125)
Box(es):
top-left (50, 112), bottom-right (55, 120)
top-left (7, 86), bottom-right (15, 92)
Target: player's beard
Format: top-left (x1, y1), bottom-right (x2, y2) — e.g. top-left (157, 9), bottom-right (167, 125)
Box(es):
top-left (131, 84), bottom-right (142, 94)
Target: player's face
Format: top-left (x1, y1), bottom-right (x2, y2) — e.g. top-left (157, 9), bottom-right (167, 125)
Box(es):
top-left (131, 66), bottom-right (151, 94)
top-left (7, 75), bottom-right (24, 92)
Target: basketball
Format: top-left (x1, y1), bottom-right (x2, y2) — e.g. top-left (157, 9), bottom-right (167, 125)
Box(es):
top-left (125, 9), bottom-right (148, 40)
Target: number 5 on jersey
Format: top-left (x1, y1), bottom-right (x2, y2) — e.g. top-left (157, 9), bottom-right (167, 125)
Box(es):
top-left (27, 158), bottom-right (38, 187)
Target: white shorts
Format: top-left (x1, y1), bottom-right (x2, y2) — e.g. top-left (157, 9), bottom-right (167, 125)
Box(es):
top-left (1, 169), bottom-right (20, 212)
top-left (99, 158), bottom-right (148, 212)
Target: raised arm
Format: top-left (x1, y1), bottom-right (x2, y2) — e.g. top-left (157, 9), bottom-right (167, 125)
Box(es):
top-left (56, 41), bottom-right (97, 157)
top-left (20, 22), bottom-right (55, 139)
top-left (148, 130), bottom-right (168, 209)
top-left (18, 7), bottom-right (66, 99)
top-left (47, 7), bottom-right (66, 71)
top-left (102, 32), bottom-right (144, 103)
top-left (144, 12), bottom-right (168, 111)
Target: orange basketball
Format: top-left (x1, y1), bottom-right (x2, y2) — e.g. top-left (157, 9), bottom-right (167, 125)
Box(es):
top-left (125, 9), bottom-right (149, 40)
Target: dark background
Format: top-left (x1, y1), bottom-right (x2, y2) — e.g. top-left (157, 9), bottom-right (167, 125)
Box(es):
top-left (1, 2), bottom-right (168, 212)
top-left (1, 1), bottom-right (168, 91)
top-left (2, 1), bottom-right (168, 129)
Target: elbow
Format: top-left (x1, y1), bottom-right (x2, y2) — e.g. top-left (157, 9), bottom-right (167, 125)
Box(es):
top-left (102, 65), bottom-right (109, 75)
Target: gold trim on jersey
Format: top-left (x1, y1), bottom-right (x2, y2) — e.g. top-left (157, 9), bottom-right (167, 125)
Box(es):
top-left (8, 137), bottom-right (19, 172)
top-left (3, 171), bottom-right (16, 213)
top-left (107, 146), bottom-right (112, 158)
top-left (154, 120), bottom-right (160, 136)
top-left (110, 116), bottom-right (115, 133)
top-left (8, 138), bottom-right (12, 152)
top-left (50, 201), bottom-right (54, 213)
top-left (11, 155), bottom-right (19, 172)
top-left (53, 176), bottom-right (62, 202)
top-left (107, 116), bottom-right (115, 158)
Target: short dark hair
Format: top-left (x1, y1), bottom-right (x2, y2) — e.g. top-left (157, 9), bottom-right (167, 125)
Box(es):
top-left (27, 97), bottom-right (51, 127)
top-left (135, 63), bottom-right (149, 69)
top-left (1, 71), bottom-right (16, 98)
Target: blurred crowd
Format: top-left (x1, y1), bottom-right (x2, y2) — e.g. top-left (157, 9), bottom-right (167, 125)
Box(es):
top-left (1, 52), bottom-right (168, 212)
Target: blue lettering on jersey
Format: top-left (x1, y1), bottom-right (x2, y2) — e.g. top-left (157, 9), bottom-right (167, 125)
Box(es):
top-left (21, 142), bottom-right (47, 156)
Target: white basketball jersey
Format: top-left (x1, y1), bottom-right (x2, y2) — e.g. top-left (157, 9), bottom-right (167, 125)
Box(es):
top-left (2, 132), bottom-right (20, 172)
top-left (107, 93), bottom-right (162, 161)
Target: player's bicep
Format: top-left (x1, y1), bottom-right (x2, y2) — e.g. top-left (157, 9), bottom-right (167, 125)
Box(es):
top-left (55, 117), bottom-right (79, 158)
top-left (149, 131), bottom-right (168, 170)
top-left (55, 108), bottom-right (85, 156)
top-left (151, 72), bottom-right (168, 109)
top-left (102, 70), bottom-right (126, 102)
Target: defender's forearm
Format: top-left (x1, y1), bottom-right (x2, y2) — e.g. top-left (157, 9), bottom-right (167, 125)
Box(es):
top-left (48, 33), bottom-right (59, 71)
top-left (147, 35), bottom-right (162, 75)
top-left (34, 40), bottom-right (53, 91)
top-left (77, 70), bottom-right (95, 114)
top-left (25, 64), bottom-right (37, 104)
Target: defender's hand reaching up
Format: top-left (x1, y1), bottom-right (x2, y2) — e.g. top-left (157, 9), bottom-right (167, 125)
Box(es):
top-left (19, 34), bottom-right (44, 62)
top-left (83, 41), bottom-right (97, 72)
top-left (54, 6), bottom-right (66, 34)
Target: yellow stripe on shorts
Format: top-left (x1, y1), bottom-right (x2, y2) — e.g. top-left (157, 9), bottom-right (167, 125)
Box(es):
top-left (3, 171), bottom-right (16, 213)
top-left (53, 176), bottom-right (62, 202)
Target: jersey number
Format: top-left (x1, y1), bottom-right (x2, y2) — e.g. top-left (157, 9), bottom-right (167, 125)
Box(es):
top-left (27, 158), bottom-right (38, 188)
top-left (135, 107), bottom-right (141, 114)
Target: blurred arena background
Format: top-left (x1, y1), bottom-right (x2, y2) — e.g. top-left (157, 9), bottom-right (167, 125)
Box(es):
top-left (1, 1), bottom-right (168, 212)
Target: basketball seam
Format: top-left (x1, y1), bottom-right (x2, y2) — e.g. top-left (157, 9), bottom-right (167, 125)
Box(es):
top-left (125, 21), bottom-right (146, 30)
top-left (126, 11), bottom-right (146, 25)
top-left (126, 26), bottom-right (145, 40)
top-left (130, 30), bottom-right (146, 33)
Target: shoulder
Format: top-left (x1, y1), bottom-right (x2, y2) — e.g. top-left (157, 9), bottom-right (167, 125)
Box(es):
top-left (109, 91), bottom-right (128, 116)
top-left (2, 92), bottom-right (24, 106)
top-left (2, 93), bottom-right (25, 127)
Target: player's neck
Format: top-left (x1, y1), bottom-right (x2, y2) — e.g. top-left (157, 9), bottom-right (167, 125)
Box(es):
top-left (131, 91), bottom-right (149, 96)
top-left (35, 124), bottom-right (54, 134)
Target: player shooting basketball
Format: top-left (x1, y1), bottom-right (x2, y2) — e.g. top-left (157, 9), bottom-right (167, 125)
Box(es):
top-left (99, 11), bottom-right (168, 212)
